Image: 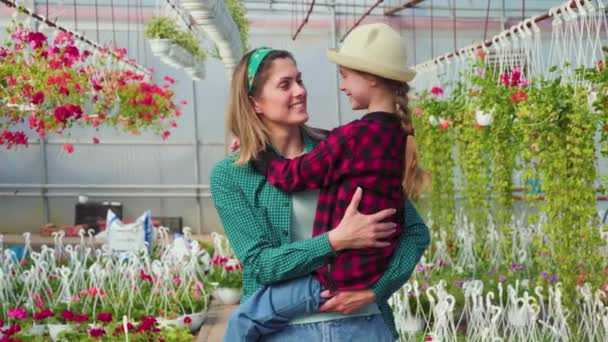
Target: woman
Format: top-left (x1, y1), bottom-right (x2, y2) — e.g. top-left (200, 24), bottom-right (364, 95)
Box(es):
top-left (210, 48), bottom-right (430, 341)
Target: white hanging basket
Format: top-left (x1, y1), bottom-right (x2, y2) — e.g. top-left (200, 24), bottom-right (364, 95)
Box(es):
top-left (148, 39), bottom-right (173, 57)
top-left (212, 287), bottom-right (242, 305)
top-left (475, 109), bottom-right (493, 126)
top-left (48, 324), bottom-right (73, 341)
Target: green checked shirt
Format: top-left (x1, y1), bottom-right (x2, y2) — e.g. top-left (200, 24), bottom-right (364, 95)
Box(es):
top-left (209, 129), bottom-right (430, 339)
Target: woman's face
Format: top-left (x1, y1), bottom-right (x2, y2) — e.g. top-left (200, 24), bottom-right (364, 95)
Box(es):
top-left (251, 58), bottom-right (309, 128)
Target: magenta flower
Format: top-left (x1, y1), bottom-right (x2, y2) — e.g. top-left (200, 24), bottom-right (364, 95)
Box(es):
top-left (33, 309), bottom-right (54, 320)
top-left (7, 308), bottom-right (27, 320)
top-left (89, 327), bottom-right (106, 338)
top-left (30, 91), bottom-right (45, 105)
top-left (96, 312), bottom-right (113, 322)
top-left (430, 86), bottom-right (444, 96)
top-left (27, 31), bottom-right (47, 49)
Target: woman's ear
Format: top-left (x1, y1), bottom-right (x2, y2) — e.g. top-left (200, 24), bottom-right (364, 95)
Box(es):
top-left (249, 96), bottom-right (263, 115)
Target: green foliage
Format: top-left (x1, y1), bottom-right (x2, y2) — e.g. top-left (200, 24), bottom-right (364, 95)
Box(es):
top-left (226, 0), bottom-right (249, 53)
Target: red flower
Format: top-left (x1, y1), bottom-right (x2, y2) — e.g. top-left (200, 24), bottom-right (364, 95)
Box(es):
top-left (88, 327), bottom-right (106, 338)
top-left (74, 314), bottom-right (89, 323)
top-left (597, 60), bottom-right (604, 72)
top-left (0, 319), bottom-right (4, 327)
top-left (92, 137), bottom-right (100, 144)
top-left (163, 76), bottom-right (176, 84)
top-left (430, 86), bottom-right (444, 96)
top-left (61, 310), bottom-right (75, 321)
top-left (183, 316), bottom-right (192, 324)
top-left (476, 50), bottom-right (487, 59)
top-left (27, 31), bottom-right (47, 49)
top-left (161, 131), bottom-right (170, 141)
top-left (63, 143), bottom-right (74, 154)
top-left (113, 322), bottom-right (134, 336)
top-left (510, 90), bottom-right (527, 103)
top-left (30, 91), bottom-right (45, 105)
top-left (139, 270), bottom-right (153, 282)
top-left (96, 312), bottom-right (112, 322)
top-left (2, 324), bottom-right (21, 336)
top-left (439, 120), bottom-right (450, 131)
top-left (33, 309), bottom-right (54, 320)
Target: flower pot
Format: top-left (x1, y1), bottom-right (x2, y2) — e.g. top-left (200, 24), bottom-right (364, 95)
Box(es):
top-left (212, 287), bottom-right (242, 305)
top-left (28, 324), bottom-right (46, 336)
top-left (48, 324), bottom-right (73, 341)
top-left (148, 39), bottom-right (173, 57)
top-left (158, 311), bottom-right (207, 333)
top-left (475, 109), bottom-right (493, 126)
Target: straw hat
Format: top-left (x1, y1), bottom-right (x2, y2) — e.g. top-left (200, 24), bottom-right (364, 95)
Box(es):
top-left (328, 23), bottom-right (416, 82)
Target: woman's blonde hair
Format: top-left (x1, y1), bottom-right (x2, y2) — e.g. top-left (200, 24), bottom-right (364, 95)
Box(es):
top-left (226, 49), bottom-right (296, 165)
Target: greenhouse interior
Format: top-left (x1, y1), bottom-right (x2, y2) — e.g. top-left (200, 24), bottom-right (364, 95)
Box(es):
top-left (1, 0), bottom-right (608, 341)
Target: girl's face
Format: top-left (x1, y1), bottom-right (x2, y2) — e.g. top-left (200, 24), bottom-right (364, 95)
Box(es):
top-left (251, 58), bottom-right (309, 128)
top-left (339, 66), bottom-right (373, 110)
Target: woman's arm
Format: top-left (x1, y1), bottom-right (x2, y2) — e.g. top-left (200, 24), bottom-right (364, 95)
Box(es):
top-left (370, 200), bottom-right (430, 301)
top-left (319, 201), bottom-right (430, 313)
top-left (210, 160), bottom-right (336, 285)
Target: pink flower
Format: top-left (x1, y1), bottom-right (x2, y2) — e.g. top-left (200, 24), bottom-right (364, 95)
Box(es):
top-left (0, 318), bottom-right (3, 328)
top-left (96, 312), bottom-right (113, 322)
top-left (54, 31), bottom-right (74, 46)
top-left (92, 137), bottom-right (100, 144)
top-left (63, 143), bottom-right (74, 154)
top-left (74, 314), bottom-right (89, 323)
top-left (413, 107), bottom-right (423, 115)
top-left (8, 308), bottom-right (27, 320)
top-left (27, 31), bottom-right (47, 49)
top-left (71, 295), bottom-right (80, 302)
top-left (173, 276), bottom-right (182, 285)
top-left (20, 259), bottom-right (27, 266)
top-left (162, 131), bottom-right (170, 141)
top-left (61, 310), bottom-right (75, 321)
top-left (88, 287), bottom-right (99, 296)
top-left (80, 289), bottom-right (88, 296)
top-left (163, 76), bottom-right (176, 84)
top-left (430, 86), bottom-right (444, 96)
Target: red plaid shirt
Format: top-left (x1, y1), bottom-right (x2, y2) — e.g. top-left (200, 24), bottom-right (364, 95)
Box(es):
top-left (265, 111), bottom-right (406, 291)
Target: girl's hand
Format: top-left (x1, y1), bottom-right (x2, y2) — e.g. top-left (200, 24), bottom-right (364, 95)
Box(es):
top-left (318, 289), bottom-right (375, 314)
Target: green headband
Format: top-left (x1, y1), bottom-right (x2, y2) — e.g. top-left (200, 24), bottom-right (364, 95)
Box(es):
top-left (247, 47), bottom-right (273, 93)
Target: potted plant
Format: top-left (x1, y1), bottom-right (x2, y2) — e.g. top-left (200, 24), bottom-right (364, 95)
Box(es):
top-left (208, 256), bottom-right (243, 305)
top-left (144, 16), bottom-right (180, 56)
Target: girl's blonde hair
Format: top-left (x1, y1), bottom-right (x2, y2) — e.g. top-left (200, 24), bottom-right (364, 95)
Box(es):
top-left (354, 71), bottom-right (430, 199)
top-left (389, 79), bottom-right (430, 200)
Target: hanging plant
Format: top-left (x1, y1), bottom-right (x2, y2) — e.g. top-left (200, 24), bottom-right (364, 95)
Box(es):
top-left (0, 23), bottom-right (183, 152)
top-left (454, 89), bottom-right (492, 259)
top-left (412, 86), bottom-right (456, 242)
top-left (516, 72), bottom-right (601, 304)
top-left (226, 0), bottom-right (249, 52)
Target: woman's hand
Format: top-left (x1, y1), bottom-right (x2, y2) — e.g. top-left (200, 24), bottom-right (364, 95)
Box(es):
top-left (318, 289), bottom-right (376, 314)
top-left (328, 187), bottom-right (397, 251)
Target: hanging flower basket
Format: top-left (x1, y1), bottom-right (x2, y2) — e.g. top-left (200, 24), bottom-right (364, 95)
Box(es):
top-left (148, 38), bottom-right (173, 57)
top-left (475, 109), bottom-right (493, 126)
top-left (48, 324), bottom-right (73, 341)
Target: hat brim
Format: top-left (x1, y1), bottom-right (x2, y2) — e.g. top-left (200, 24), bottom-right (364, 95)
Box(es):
top-left (328, 48), bottom-right (416, 82)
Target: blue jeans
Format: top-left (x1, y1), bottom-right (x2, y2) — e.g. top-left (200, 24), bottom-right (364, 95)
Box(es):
top-left (224, 275), bottom-right (325, 342)
top-left (263, 314), bottom-right (394, 342)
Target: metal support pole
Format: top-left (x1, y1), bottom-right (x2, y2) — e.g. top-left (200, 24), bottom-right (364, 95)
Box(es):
top-left (330, 1), bottom-right (342, 126)
top-left (192, 81), bottom-right (203, 233)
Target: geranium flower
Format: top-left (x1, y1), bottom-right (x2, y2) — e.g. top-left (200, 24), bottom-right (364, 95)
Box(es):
top-left (88, 327), bottom-right (106, 338)
top-left (33, 309), bottom-right (54, 320)
top-left (413, 107), bottom-right (424, 115)
top-left (430, 86), bottom-right (444, 96)
top-left (27, 31), bottom-right (47, 49)
top-left (7, 308), bottom-right (27, 320)
top-left (510, 90), bottom-right (527, 103)
top-left (183, 316), bottom-right (192, 324)
top-left (97, 312), bottom-right (113, 322)
top-left (63, 143), bottom-right (74, 154)
top-left (92, 137), bottom-right (100, 144)
top-left (30, 91), bottom-right (45, 105)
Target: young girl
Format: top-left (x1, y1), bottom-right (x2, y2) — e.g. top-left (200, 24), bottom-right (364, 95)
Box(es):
top-left (224, 23), bottom-right (428, 341)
